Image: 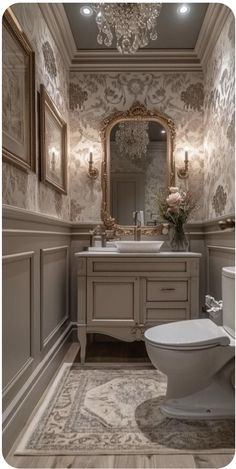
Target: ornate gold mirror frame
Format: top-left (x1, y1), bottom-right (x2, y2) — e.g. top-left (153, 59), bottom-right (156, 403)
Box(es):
top-left (100, 102), bottom-right (176, 236)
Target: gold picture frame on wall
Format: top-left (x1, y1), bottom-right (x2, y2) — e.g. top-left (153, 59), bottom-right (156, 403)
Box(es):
top-left (2, 9), bottom-right (36, 172)
top-left (40, 84), bottom-right (67, 194)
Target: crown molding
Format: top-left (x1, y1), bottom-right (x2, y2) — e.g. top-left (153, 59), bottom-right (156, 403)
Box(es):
top-left (70, 49), bottom-right (202, 72)
top-left (195, 3), bottom-right (232, 69)
top-left (38, 3), bottom-right (231, 73)
top-left (38, 3), bottom-right (76, 68)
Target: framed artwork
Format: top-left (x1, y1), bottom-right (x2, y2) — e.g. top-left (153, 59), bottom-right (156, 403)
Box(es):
top-left (2, 9), bottom-right (35, 172)
top-left (40, 84), bottom-right (67, 194)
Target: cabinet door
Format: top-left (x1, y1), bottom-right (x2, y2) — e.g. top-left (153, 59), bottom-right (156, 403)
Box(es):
top-left (87, 277), bottom-right (139, 326)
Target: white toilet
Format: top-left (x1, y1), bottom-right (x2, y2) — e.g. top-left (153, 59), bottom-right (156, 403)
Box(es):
top-left (144, 266), bottom-right (235, 420)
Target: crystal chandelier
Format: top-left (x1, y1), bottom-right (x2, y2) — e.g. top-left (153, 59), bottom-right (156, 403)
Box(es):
top-left (93, 3), bottom-right (162, 55)
top-left (115, 121), bottom-right (149, 161)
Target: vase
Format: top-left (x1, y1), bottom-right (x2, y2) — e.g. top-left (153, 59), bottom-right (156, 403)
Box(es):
top-left (169, 225), bottom-right (188, 252)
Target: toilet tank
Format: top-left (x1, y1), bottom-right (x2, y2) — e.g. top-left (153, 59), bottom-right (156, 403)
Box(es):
top-left (222, 266), bottom-right (235, 338)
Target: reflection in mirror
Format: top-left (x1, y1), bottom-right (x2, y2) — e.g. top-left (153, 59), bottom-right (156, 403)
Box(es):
top-left (110, 121), bottom-right (167, 225)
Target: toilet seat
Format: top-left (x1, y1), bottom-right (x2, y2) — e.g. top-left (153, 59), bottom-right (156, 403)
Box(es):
top-left (144, 318), bottom-right (230, 350)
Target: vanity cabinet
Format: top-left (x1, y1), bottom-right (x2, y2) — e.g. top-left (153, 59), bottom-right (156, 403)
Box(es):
top-left (75, 252), bottom-right (201, 363)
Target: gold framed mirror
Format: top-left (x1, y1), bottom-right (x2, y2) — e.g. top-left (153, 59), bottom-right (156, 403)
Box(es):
top-left (100, 102), bottom-right (176, 235)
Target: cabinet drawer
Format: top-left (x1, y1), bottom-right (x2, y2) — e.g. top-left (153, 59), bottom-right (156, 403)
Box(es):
top-left (87, 258), bottom-right (187, 276)
top-left (146, 307), bottom-right (189, 323)
top-left (146, 280), bottom-right (188, 301)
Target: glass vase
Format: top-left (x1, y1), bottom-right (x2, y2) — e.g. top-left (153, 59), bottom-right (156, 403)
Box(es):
top-left (169, 225), bottom-right (188, 252)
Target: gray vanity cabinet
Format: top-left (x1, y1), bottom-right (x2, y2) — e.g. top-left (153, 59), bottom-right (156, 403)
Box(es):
top-left (76, 253), bottom-right (201, 363)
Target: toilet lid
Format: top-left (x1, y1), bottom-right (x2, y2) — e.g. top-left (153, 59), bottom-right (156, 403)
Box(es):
top-left (144, 319), bottom-right (230, 348)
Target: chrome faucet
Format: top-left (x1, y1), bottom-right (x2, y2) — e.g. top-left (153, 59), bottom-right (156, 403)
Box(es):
top-left (134, 211), bottom-right (142, 241)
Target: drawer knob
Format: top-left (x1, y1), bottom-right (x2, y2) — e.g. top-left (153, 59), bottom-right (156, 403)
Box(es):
top-left (161, 287), bottom-right (176, 291)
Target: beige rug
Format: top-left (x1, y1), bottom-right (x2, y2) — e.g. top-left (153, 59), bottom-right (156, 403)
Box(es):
top-left (15, 363), bottom-right (235, 455)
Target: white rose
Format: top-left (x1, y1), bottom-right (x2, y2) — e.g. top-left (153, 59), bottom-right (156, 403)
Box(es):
top-left (169, 187), bottom-right (179, 193)
top-left (166, 192), bottom-right (182, 207)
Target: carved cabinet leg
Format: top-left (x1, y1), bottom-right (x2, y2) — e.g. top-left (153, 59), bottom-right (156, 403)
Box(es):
top-left (78, 326), bottom-right (87, 365)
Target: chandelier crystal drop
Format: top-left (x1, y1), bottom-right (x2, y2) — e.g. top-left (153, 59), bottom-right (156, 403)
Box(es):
top-left (93, 3), bottom-right (162, 54)
top-left (115, 122), bottom-right (149, 161)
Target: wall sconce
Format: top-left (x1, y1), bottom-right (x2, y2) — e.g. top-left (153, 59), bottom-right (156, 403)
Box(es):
top-left (88, 151), bottom-right (99, 179)
top-left (177, 149), bottom-right (189, 179)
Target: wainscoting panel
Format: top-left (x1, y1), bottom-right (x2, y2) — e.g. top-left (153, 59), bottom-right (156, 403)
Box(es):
top-left (2, 252), bottom-right (35, 391)
top-left (207, 245), bottom-right (235, 299)
top-left (203, 220), bottom-right (235, 302)
top-left (2, 205), bottom-right (72, 455)
top-left (2, 205), bottom-right (235, 455)
top-left (40, 246), bottom-right (69, 351)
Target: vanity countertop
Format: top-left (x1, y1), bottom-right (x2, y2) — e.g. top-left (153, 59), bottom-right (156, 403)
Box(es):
top-left (75, 251), bottom-right (202, 258)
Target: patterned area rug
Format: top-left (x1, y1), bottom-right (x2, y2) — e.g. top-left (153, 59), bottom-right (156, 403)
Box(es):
top-left (15, 363), bottom-right (235, 455)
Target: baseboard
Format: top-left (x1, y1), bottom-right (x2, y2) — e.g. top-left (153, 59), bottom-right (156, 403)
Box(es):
top-left (2, 324), bottom-right (73, 457)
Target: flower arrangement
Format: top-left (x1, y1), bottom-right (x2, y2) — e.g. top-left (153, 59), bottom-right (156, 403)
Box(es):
top-left (158, 186), bottom-right (195, 227)
top-left (158, 187), bottom-right (196, 250)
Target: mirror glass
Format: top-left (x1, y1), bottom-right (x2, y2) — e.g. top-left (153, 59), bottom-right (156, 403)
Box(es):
top-left (110, 120), bottom-right (167, 226)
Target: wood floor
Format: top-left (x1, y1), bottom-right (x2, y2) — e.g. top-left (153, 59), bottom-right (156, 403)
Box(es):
top-left (5, 341), bottom-right (235, 469)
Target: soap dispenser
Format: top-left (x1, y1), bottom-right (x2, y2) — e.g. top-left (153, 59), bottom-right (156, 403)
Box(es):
top-left (91, 225), bottom-right (106, 247)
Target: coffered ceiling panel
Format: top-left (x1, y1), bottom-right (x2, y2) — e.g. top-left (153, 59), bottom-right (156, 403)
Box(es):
top-left (64, 3), bottom-right (208, 51)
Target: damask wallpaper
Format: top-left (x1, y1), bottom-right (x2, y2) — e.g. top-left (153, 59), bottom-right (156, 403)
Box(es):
top-left (2, 6), bottom-right (234, 224)
top-left (203, 13), bottom-right (235, 220)
top-left (2, 4), bottom-right (70, 220)
top-left (69, 71), bottom-right (205, 222)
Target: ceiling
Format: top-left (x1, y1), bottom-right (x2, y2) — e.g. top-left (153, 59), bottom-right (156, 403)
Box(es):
top-left (64, 3), bottom-right (208, 51)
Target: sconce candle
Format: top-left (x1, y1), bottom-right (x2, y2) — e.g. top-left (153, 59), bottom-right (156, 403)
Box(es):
top-left (177, 149), bottom-right (189, 179)
top-left (88, 151), bottom-right (99, 179)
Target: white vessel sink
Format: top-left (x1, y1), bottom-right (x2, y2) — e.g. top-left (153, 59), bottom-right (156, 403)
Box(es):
top-left (115, 241), bottom-right (164, 253)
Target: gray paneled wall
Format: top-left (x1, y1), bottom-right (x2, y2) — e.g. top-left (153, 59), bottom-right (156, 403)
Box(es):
top-left (2, 205), bottom-right (235, 454)
top-left (40, 246), bottom-right (69, 350)
top-left (2, 206), bottom-right (72, 455)
top-left (2, 252), bottom-right (34, 390)
top-left (205, 229), bottom-right (235, 300)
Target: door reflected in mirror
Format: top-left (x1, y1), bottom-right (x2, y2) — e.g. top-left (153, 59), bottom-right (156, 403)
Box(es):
top-left (110, 120), bottom-right (167, 225)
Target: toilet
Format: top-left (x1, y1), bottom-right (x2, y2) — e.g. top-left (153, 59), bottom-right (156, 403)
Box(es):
top-left (144, 266), bottom-right (235, 420)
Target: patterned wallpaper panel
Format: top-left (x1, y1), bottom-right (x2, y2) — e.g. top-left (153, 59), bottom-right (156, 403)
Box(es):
top-left (2, 4), bottom-right (70, 220)
top-left (69, 71), bottom-right (204, 222)
top-left (203, 13), bottom-right (235, 220)
top-left (2, 5), bottom-right (234, 224)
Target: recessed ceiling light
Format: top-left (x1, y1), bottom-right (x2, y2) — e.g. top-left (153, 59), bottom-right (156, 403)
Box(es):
top-left (177, 4), bottom-right (190, 16)
top-left (80, 6), bottom-right (93, 17)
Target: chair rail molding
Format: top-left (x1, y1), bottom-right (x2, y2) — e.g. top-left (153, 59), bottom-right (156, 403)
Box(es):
top-left (3, 204), bottom-right (71, 228)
